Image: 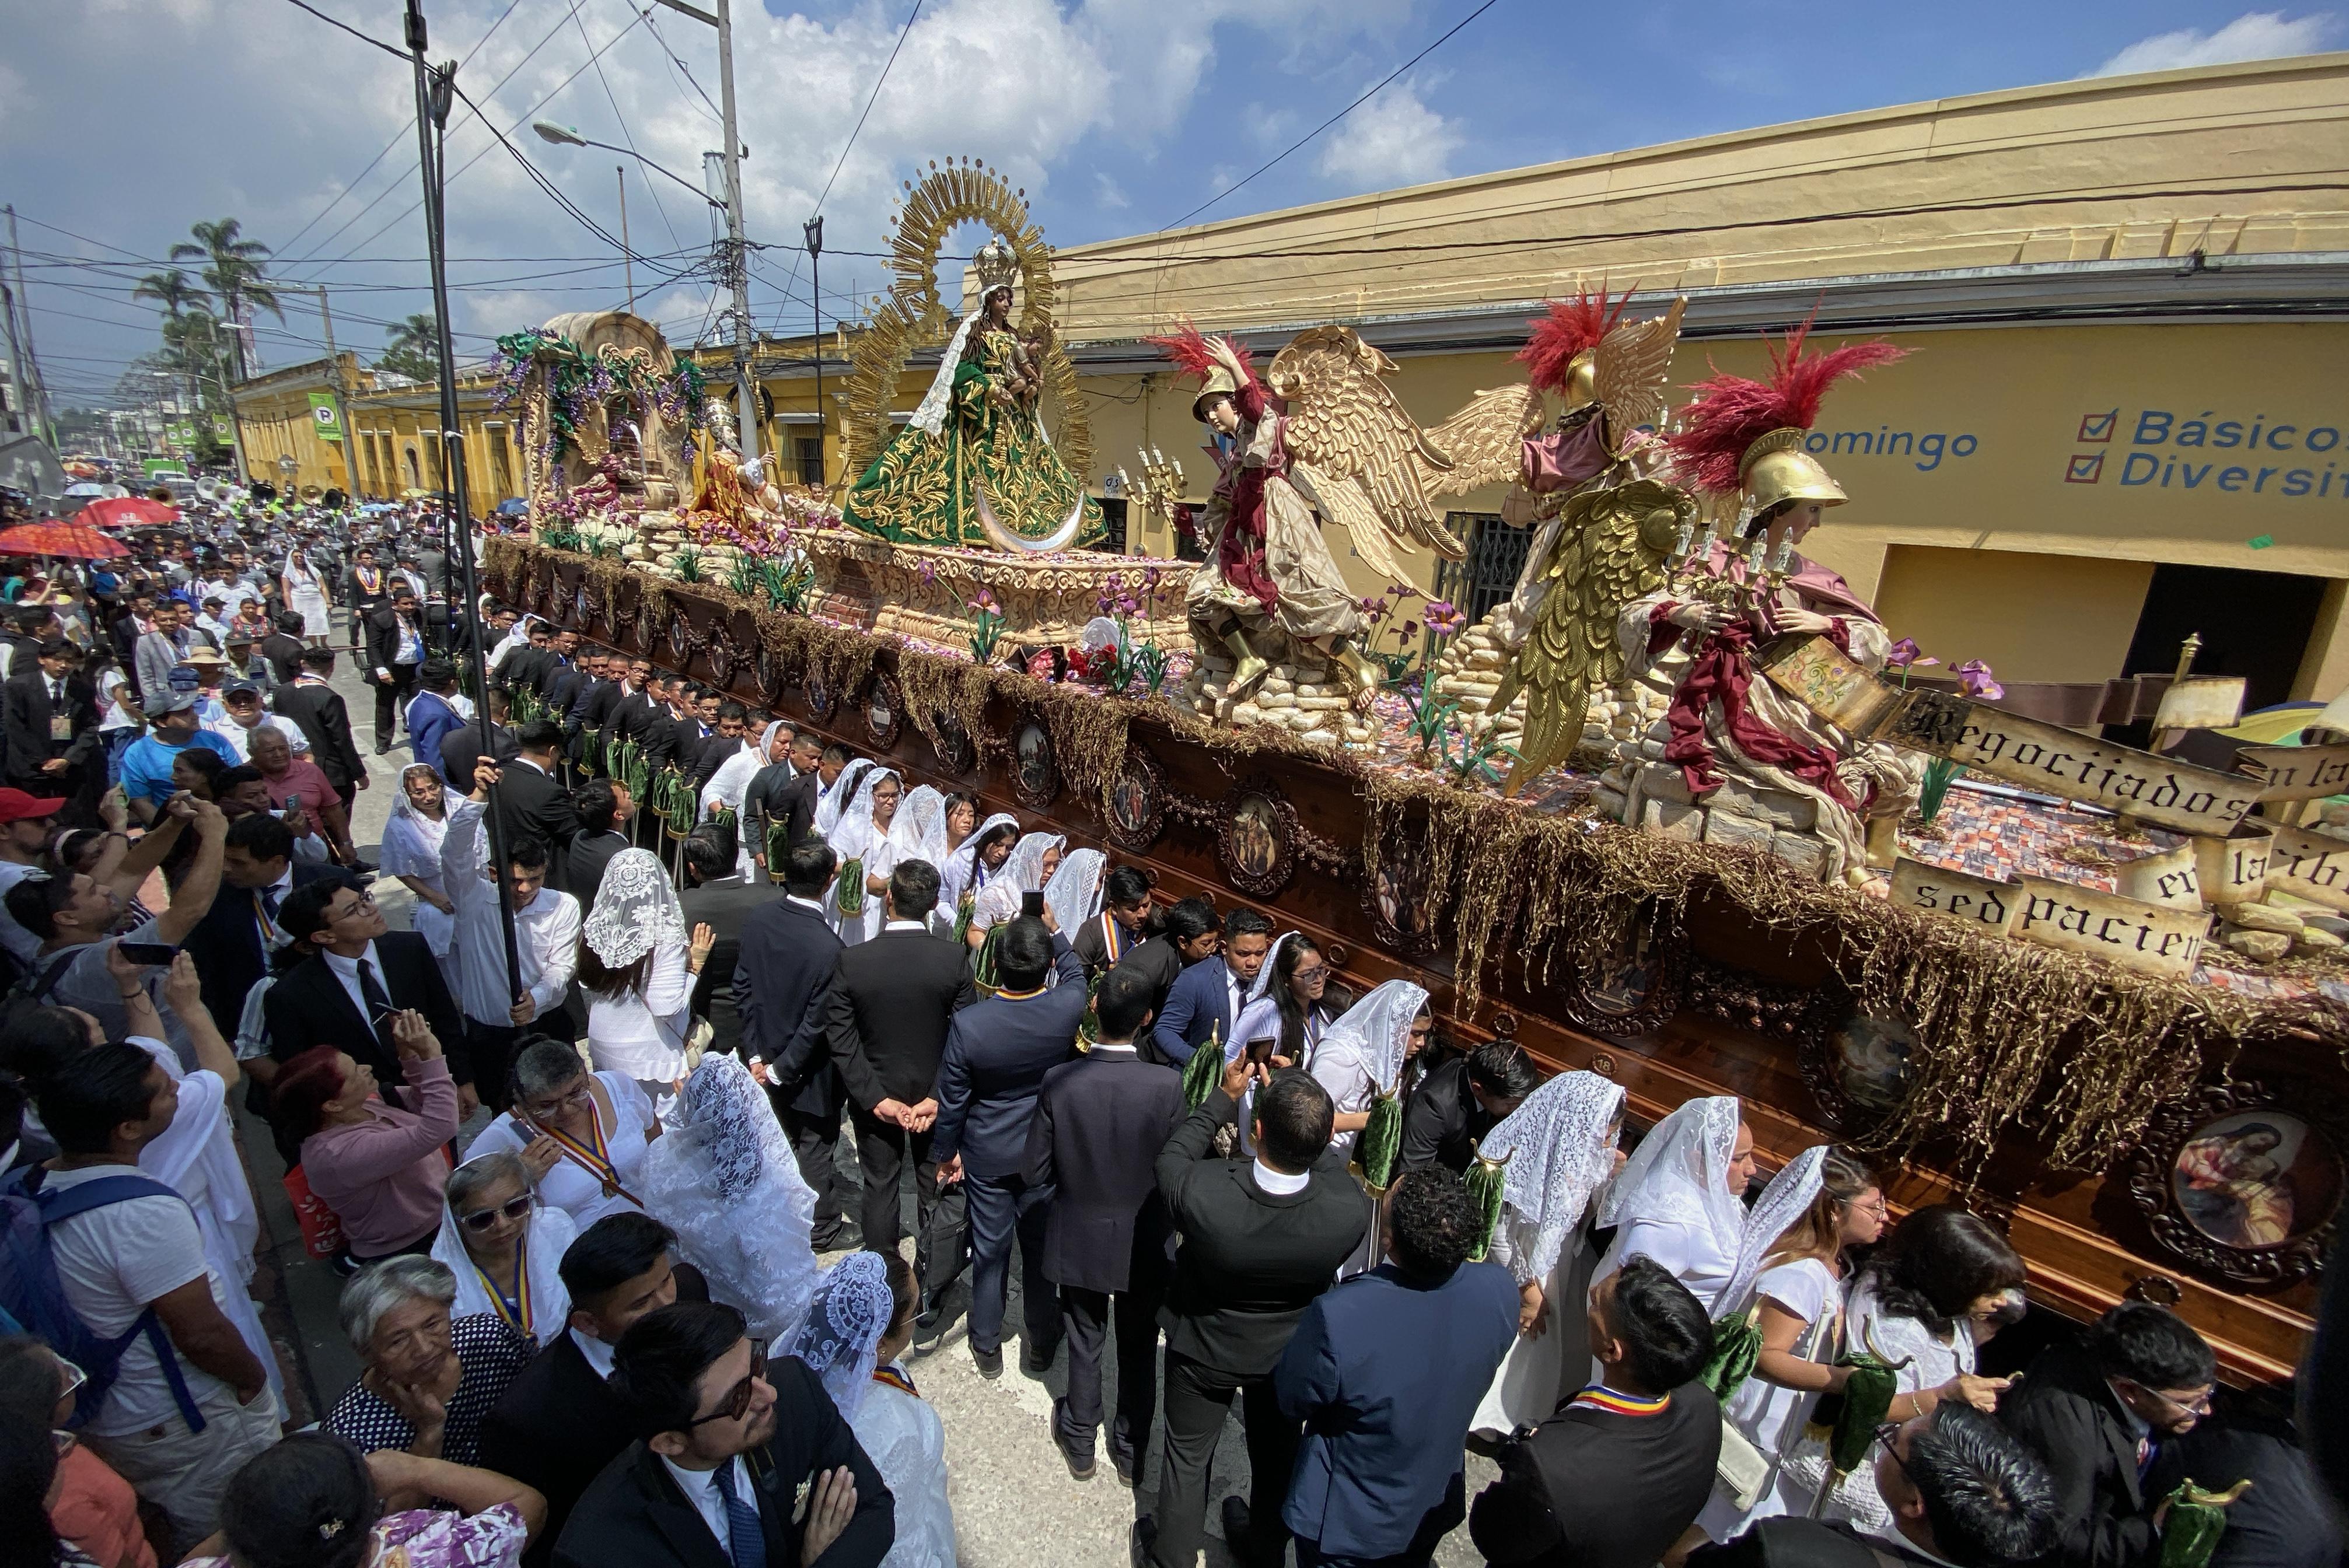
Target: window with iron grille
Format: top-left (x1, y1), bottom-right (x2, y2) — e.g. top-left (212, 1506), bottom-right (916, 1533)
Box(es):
top-left (1089, 496), bottom-right (1127, 554)
top-left (796, 437), bottom-right (824, 488)
top-left (1429, 512), bottom-right (1529, 625)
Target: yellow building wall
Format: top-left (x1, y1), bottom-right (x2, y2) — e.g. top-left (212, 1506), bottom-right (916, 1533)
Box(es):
top-left (1872, 546), bottom-right (2155, 684)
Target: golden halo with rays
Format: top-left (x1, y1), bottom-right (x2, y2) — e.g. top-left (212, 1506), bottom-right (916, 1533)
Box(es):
top-left (837, 156), bottom-right (1092, 500)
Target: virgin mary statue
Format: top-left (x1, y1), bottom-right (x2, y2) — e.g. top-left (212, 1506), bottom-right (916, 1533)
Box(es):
top-left (842, 237), bottom-right (1103, 552)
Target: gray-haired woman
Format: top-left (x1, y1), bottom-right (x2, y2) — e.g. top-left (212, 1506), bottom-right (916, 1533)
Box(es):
top-left (323, 1256), bottom-right (533, 1469)
top-left (427, 1152), bottom-right (578, 1349)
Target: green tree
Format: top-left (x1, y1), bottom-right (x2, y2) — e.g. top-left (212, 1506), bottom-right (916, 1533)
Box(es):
top-left (132, 269), bottom-right (212, 412)
top-left (169, 218), bottom-right (282, 382)
top-left (376, 313), bottom-right (442, 384)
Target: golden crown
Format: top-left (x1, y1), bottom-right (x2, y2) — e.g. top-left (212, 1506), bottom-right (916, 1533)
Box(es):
top-left (971, 237), bottom-right (1019, 295)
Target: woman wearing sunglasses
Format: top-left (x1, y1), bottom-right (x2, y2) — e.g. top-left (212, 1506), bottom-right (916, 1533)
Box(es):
top-left (428, 1152), bottom-right (578, 1350)
top-left (0, 1335), bottom-right (153, 1568)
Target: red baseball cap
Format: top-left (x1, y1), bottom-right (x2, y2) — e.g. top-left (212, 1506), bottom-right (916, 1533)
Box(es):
top-left (0, 788), bottom-right (67, 825)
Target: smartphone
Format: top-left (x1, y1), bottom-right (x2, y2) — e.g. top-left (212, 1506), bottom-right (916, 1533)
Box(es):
top-left (1245, 1036), bottom-right (1277, 1069)
top-left (117, 942), bottom-right (179, 966)
top-left (1021, 889), bottom-right (1044, 918)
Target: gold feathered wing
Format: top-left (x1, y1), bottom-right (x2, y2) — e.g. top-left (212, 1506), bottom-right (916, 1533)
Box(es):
top-left (1268, 327), bottom-right (1467, 576)
top-left (1415, 382), bottom-right (1546, 501)
top-left (1592, 296), bottom-right (1685, 439)
top-left (1490, 478), bottom-right (1696, 796)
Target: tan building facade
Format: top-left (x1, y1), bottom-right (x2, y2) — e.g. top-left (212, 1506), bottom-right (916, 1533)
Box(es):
top-left (227, 354), bottom-right (370, 498)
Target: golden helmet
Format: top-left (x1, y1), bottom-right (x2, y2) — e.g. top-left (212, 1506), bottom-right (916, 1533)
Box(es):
top-left (1560, 349), bottom-right (1598, 409)
top-left (1738, 428), bottom-right (1847, 514)
top-left (1191, 362), bottom-right (1240, 422)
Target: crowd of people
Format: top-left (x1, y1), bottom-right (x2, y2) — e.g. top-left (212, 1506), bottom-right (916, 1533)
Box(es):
top-left (0, 522), bottom-right (2336, 1568)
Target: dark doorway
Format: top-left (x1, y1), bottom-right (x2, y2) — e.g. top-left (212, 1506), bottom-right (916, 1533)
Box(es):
top-left (2105, 563), bottom-right (2326, 747)
top-left (1430, 511), bottom-right (1529, 624)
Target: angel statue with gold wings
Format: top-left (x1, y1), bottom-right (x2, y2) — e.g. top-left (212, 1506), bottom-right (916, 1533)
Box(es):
top-left (1152, 322), bottom-right (1527, 704)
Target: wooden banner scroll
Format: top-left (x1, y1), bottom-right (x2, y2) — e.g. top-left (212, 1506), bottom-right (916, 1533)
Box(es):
top-left (2267, 823), bottom-right (2349, 913)
top-left (2013, 876), bottom-right (2212, 979)
top-left (1889, 857), bottom-right (2020, 936)
top-left (2236, 741), bottom-right (2349, 803)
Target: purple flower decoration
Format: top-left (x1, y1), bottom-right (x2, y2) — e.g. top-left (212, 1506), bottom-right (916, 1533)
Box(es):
top-left (1400, 620), bottom-right (1419, 639)
top-left (1885, 638), bottom-right (1938, 671)
top-left (1422, 599), bottom-right (1466, 636)
top-left (1956, 659), bottom-right (2004, 701)
top-left (971, 589), bottom-right (1001, 617)
top-left (918, 558), bottom-right (938, 588)
top-left (1359, 596), bottom-right (1389, 618)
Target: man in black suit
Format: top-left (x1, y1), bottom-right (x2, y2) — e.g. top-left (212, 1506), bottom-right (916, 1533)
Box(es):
top-left (3, 640), bottom-right (100, 813)
top-left (555, 1300), bottom-right (893, 1568)
top-left (271, 648), bottom-right (368, 813)
top-left (1025, 968), bottom-right (1183, 1484)
top-left (498, 618), bottom-right (555, 701)
top-left (482, 1213), bottom-right (689, 1566)
top-left (568, 651), bottom-right (623, 766)
top-left (258, 610), bottom-right (307, 685)
top-left (1150, 905), bottom-right (1273, 1068)
top-left (740, 841), bottom-right (855, 1251)
top-left (678, 828), bottom-right (770, 1060)
top-left (441, 687), bottom-right (518, 796)
top-left (1690, 1405), bottom-right (2061, 1568)
top-left (1472, 1255), bottom-right (1724, 1568)
top-left (363, 586), bottom-right (430, 754)
top-left (180, 813), bottom-right (354, 1082)
top-left (1401, 1038), bottom-right (1540, 1177)
top-left (742, 727), bottom-right (818, 872)
top-left (1139, 1062), bottom-right (1372, 1568)
top-left (828, 858), bottom-right (975, 1328)
top-left (1108, 897), bottom-right (1221, 1023)
top-left (932, 915), bottom-right (1086, 1381)
top-left (568, 777), bottom-right (636, 908)
top-left (2001, 1303), bottom-right (2218, 1568)
top-left (266, 877), bottom-right (474, 1114)
top-left (498, 720), bottom-right (586, 893)
top-left (691, 701), bottom-right (753, 795)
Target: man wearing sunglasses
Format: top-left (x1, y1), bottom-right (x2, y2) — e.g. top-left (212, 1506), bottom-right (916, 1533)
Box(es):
top-left (1687, 1405), bottom-right (2059, 1568)
top-left (2000, 1303), bottom-right (2218, 1568)
top-left (558, 1300), bottom-right (893, 1568)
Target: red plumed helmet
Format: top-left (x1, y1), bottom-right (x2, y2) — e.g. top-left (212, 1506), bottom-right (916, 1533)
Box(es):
top-left (1516, 288), bottom-right (1630, 396)
top-left (1668, 313), bottom-right (1907, 496)
top-left (1145, 320), bottom-right (1259, 421)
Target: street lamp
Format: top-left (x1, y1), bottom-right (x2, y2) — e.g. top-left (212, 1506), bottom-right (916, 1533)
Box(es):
top-left (531, 121), bottom-right (719, 206)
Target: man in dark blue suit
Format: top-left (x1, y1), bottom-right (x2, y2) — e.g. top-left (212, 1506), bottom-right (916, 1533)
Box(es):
top-left (735, 839), bottom-right (855, 1250)
top-left (1275, 1167), bottom-right (1518, 1568)
top-left (932, 915), bottom-right (1085, 1381)
top-left (1025, 968), bottom-right (1184, 1484)
top-left (1149, 905), bottom-right (1273, 1066)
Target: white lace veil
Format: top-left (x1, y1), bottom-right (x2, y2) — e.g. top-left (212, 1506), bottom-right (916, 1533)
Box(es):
top-left (1043, 847), bottom-right (1106, 939)
top-left (908, 306), bottom-right (989, 435)
top-left (826, 765), bottom-right (899, 859)
top-left (890, 785), bottom-right (945, 863)
top-left (583, 848), bottom-right (686, 967)
top-left (1002, 831), bottom-right (1065, 892)
top-left (1316, 978), bottom-right (1429, 1094)
top-left (814, 758), bottom-right (877, 839)
top-left (963, 811), bottom-right (1020, 892)
top-left (1595, 1094), bottom-right (1747, 1264)
top-left (1251, 930), bottom-right (1303, 1005)
top-left (1718, 1143), bottom-right (1827, 1315)
top-left (1485, 1070), bottom-right (1627, 1283)
top-left (785, 1249), bottom-right (894, 1423)
top-left (379, 762), bottom-right (448, 880)
top-left (641, 1052), bottom-right (819, 1345)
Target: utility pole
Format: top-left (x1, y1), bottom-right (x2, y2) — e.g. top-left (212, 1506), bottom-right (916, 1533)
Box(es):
top-left (617, 166), bottom-right (634, 313)
top-left (805, 215), bottom-right (822, 491)
top-left (407, 0), bottom-right (522, 1012)
top-left (652, 0), bottom-right (758, 466)
top-left (3, 206), bottom-right (55, 446)
top-left (288, 284), bottom-right (361, 498)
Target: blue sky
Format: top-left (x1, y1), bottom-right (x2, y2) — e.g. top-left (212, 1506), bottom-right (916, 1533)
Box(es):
top-left (2, 2), bottom-right (2338, 410)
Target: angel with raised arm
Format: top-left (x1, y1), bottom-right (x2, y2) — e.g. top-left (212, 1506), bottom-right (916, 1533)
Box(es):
top-left (1149, 323), bottom-right (1470, 703)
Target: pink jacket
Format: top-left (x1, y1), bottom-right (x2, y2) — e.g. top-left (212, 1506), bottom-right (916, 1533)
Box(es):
top-left (300, 1054), bottom-right (458, 1258)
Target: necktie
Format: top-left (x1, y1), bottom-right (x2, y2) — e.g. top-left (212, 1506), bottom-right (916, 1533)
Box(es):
top-left (2136, 1433), bottom-right (2156, 1479)
top-left (260, 884), bottom-right (282, 923)
top-left (356, 957), bottom-right (395, 1031)
top-left (711, 1460), bottom-right (767, 1568)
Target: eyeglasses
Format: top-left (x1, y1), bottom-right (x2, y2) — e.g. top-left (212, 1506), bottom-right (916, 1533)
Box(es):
top-left (2130, 1382), bottom-right (2214, 1418)
top-left (523, 1083), bottom-right (595, 1119)
top-left (458, 1194), bottom-right (534, 1232)
top-left (686, 1339), bottom-right (768, 1426)
top-left (328, 891), bottom-right (377, 921)
top-left (1292, 965), bottom-right (1330, 985)
top-left (56, 1357), bottom-right (86, 1403)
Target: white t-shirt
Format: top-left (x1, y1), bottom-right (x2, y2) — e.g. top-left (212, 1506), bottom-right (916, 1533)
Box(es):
top-left (42, 1163), bottom-right (235, 1435)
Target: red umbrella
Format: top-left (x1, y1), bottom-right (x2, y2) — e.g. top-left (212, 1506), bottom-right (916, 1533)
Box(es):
top-left (0, 522), bottom-right (132, 559)
top-left (78, 496), bottom-right (179, 528)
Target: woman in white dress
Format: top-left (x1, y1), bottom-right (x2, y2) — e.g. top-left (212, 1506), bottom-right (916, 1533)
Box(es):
top-left (814, 758), bottom-right (877, 844)
top-left (1788, 1205), bottom-right (2022, 1527)
top-left (1041, 847), bottom-right (1106, 981)
top-left (427, 1150), bottom-right (578, 1349)
top-left (379, 764), bottom-right (458, 982)
top-left (469, 1037), bottom-right (662, 1231)
top-left (927, 793), bottom-right (979, 877)
top-left (967, 830), bottom-right (1062, 985)
top-left (700, 720), bottom-right (780, 881)
top-left (1224, 932), bottom-right (1340, 1155)
top-left (282, 548), bottom-right (332, 644)
top-left (576, 848), bottom-right (715, 1114)
top-left (1307, 978), bottom-right (1430, 1165)
top-left (1692, 1146), bottom-right (1886, 1543)
top-left (641, 1051), bottom-right (820, 1346)
top-left (786, 1250), bottom-right (956, 1568)
top-left (940, 812), bottom-right (1018, 940)
top-left (1470, 1069), bottom-right (1626, 1436)
top-left (1593, 1094), bottom-right (1758, 1311)
top-left (825, 767), bottom-right (904, 945)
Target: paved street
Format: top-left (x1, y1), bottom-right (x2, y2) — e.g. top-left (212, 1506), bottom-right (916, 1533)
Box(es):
top-left (250, 654), bottom-right (1491, 1568)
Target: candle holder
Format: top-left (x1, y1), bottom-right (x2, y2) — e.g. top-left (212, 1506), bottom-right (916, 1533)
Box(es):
top-left (1134, 447), bottom-right (1191, 534)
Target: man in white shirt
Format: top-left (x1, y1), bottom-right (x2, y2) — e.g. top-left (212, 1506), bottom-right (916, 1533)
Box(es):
top-left (442, 762), bottom-right (582, 1112)
top-left (26, 1040), bottom-right (279, 1550)
top-left (204, 679), bottom-right (312, 762)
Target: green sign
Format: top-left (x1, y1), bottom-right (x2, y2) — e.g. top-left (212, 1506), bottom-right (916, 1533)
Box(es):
top-left (307, 392), bottom-right (343, 442)
top-left (167, 419), bottom-right (198, 449)
top-left (211, 414), bottom-right (235, 440)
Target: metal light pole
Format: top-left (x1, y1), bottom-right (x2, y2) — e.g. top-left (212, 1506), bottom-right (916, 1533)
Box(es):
top-left (285, 285), bottom-right (359, 498)
top-left (407, 0), bottom-right (522, 1014)
top-left (804, 215), bottom-right (822, 490)
top-left (617, 166), bottom-right (634, 313)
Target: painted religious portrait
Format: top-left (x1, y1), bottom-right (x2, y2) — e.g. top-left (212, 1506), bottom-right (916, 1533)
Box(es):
top-left (1014, 722), bottom-right (1058, 805)
top-left (2172, 1111), bottom-right (2343, 1251)
top-left (1104, 751), bottom-right (1162, 848)
top-left (1831, 1010), bottom-right (1917, 1120)
top-left (1229, 792), bottom-right (1285, 882)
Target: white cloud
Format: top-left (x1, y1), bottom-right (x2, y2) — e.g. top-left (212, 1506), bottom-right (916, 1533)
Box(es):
top-left (1093, 172), bottom-right (1131, 210)
top-left (1311, 78), bottom-right (1463, 192)
top-left (2089, 10), bottom-right (2339, 76)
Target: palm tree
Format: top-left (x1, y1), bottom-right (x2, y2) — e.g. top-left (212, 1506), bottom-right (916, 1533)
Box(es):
top-left (376, 313), bottom-right (442, 384)
top-left (132, 269), bottom-right (214, 412)
top-left (170, 219), bottom-right (282, 382)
